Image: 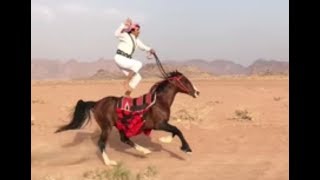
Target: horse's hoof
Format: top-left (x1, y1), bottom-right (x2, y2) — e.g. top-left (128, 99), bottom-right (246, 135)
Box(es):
top-left (181, 146), bottom-right (192, 153)
top-left (110, 160), bottom-right (118, 166)
top-left (134, 144), bottom-right (152, 155)
top-left (142, 149), bottom-right (152, 155)
top-left (104, 160), bottom-right (118, 166)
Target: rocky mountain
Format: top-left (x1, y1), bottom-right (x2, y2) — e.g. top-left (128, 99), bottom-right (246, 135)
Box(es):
top-left (176, 59), bottom-right (248, 75)
top-left (31, 58), bottom-right (119, 80)
top-left (247, 59), bottom-right (289, 75)
top-left (31, 58), bottom-right (288, 80)
top-left (88, 63), bottom-right (212, 80)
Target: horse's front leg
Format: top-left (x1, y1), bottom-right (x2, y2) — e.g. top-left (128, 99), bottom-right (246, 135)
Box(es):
top-left (119, 131), bottom-right (152, 155)
top-left (156, 121), bottom-right (192, 153)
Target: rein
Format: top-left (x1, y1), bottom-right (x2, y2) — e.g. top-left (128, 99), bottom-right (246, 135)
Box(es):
top-left (152, 53), bottom-right (191, 94)
top-left (153, 53), bottom-right (168, 79)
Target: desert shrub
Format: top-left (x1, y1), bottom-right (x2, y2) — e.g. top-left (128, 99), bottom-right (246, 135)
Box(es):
top-left (230, 109), bottom-right (253, 121)
top-left (83, 163), bottom-right (158, 180)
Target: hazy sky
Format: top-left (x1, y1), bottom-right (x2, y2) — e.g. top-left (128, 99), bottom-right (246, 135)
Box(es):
top-left (31, 0), bottom-right (289, 66)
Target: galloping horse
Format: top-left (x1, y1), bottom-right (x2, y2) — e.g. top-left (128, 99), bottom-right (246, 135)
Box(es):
top-left (55, 54), bottom-right (200, 166)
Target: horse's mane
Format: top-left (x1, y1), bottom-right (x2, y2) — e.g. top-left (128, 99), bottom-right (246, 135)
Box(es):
top-left (149, 70), bottom-right (183, 93)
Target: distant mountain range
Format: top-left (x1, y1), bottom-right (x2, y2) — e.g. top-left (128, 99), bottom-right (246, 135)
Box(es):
top-left (31, 58), bottom-right (289, 80)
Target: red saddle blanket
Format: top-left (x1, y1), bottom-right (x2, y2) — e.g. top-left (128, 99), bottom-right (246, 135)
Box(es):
top-left (115, 93), bottom-right (156, 138)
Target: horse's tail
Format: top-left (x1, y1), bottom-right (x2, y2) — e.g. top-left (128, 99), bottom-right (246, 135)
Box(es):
top-left (55, 99), bottom-right (96, 133)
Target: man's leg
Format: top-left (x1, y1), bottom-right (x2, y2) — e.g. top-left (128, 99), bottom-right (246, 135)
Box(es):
top-left (114, 55), bottom-right (143, 96)
top-left (124, 71), bottom-right (134, 96)
top-left (124, 60), bottom-right (142, 96)
top-left (124, 72), bottom-right (142, 97)
top-left (128, 73), bottom-right (142, 90)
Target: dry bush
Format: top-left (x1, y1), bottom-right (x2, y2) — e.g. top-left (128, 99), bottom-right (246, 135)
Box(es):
top-left (172, 109), bottom-right (197, 122)
top-left (273, 96), bottom-right (282, 101)
top-left (230, 109), bottom-right (253, 121)
top-left (83, 163), bottom-right (158, 180)
top-left (136, 166), bottom-right (158, 180)
top-left (171, 100), bottom-right (220, 123)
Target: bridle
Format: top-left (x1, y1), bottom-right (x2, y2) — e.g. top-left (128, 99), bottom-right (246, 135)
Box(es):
top-left (167, 76), bottom-right (191, 94)
top-left (152, 53), bottom-right (192, 94)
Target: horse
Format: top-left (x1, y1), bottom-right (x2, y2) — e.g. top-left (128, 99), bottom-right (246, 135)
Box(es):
top-left (55, 70), bottom-right (200, 166)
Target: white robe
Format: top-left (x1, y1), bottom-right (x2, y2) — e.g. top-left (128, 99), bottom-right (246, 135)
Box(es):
top-left (113, 23), bottom-right (152, 89)
top-left (114, 23), bottom-right (151, 55)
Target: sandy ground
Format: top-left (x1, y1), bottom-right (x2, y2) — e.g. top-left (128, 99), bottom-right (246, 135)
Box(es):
top-left (31, 77), bottom-right (288, 180)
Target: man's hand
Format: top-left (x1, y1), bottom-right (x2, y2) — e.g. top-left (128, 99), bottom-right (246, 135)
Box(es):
top-left (146, 49), bottom-right (156, 60)
top-left (124, 18), bottom-right (132, 27)
top-left (149, 49), bottom-right (156, 55)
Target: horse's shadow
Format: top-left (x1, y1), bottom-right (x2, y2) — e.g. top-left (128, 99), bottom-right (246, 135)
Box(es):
top-left (61, 129), bottom-right (186, 161)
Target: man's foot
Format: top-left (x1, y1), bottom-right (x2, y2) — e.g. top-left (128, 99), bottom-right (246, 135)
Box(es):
top-left (124, 90), bottom-right (132, 97)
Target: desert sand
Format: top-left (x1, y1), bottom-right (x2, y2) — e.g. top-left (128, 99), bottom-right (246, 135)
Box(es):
top-left (31, 76), bottom-right (288, 180)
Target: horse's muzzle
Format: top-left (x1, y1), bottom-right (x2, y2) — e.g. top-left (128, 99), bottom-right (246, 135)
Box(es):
top-left (192, 90), bottom-right (200, 98)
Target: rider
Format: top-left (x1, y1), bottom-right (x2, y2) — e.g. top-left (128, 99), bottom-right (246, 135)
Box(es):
top-left (114, 18), bottom-right (155, 97)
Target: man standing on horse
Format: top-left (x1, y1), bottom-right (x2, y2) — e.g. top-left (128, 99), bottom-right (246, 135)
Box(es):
top-left (114, 18), bottom-right (156, 97)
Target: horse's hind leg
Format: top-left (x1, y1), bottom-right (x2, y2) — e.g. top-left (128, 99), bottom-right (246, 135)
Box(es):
top-left (157, 121), bottom-right (192, 153)
top-left (119, 131), bottom-right (151, 155)
top-left (98, 126), bottom-right (117, 165)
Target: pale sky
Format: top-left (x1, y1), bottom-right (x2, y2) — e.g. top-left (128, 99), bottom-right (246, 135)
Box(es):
top-left (31, 0), bottom-right (289, 66)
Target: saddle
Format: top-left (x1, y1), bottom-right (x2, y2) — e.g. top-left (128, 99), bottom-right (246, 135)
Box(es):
top-left (117, 92), bottom-right (156, 112)
top-left (115, 92), bottom-right (157, 138)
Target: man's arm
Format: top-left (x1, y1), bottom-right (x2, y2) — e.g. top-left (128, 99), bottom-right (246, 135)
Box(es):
top-left (114, 23), bottom-right (126, 39)
top-left (136, 39), bottom-right (152, 51)
top-left (114, 18), bottom-right (132, 39)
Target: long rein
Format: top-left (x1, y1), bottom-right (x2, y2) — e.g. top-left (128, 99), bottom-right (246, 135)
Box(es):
top-left (152, 53), bottom-right (191, 94)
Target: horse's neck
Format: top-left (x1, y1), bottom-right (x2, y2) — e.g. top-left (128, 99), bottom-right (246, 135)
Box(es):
top-left (156, 83), bottom-right (179, 107)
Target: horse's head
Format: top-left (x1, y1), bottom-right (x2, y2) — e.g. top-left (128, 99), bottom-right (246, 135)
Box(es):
top-left (166, 70), bottom-right (200, 98)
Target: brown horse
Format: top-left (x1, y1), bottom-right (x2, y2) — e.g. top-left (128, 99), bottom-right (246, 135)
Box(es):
top-left (55, 70), bottom-right (200, 166)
